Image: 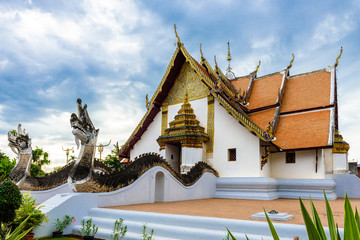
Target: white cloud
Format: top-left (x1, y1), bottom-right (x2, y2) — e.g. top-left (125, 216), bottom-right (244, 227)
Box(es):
top-left (311, 14), bottom-right (355, 50)
top-left (251, 36), bottom-right (277, 49)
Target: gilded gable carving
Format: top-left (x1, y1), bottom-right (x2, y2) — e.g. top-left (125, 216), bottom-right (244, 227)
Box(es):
top-left (163, 62), bottom-right (209, 105)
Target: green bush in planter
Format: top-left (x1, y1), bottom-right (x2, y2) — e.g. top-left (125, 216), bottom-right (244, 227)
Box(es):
top-left (13, 193), bottom-right (48, 231)
top-left (0, 179), bottom-right (22, 224)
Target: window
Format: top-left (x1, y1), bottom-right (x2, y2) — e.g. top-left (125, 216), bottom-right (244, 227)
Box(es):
top-left (228, 148), bottom-right (236, 161)
top-left (286, 152), bottom-right (295, 164)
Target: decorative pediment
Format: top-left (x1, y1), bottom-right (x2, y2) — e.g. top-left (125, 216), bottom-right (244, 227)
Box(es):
top-left (157, 93), bottom-right (208, 149)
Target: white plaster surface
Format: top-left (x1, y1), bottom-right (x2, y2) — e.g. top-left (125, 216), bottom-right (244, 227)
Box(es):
top-left (212, 99), bottom-right (261, 177)
top-left (270, 150), bottom-right (325, 179)
top-left (21, 183), bottom-right (73, 204)
top-left (32, 193), bottom-right (98, 238)
top-left (181, 147), bottom-right (203, 173)
top-left (165, 144), bottom-right (180, 171)
top-left (324, 148), bottom-right (334, 173)
top-left (130, 111), bottom-right (162, 161)
top-left (73, 208), bottom-right (342, 240)
top-left (216, 177), bottom-right (279, 200)
top-left (250, 212), bottom-right (293, 221)
top-left (327, 174), bottom-right (360, 198)
top-left (97, 166), bottom-right (217, 207)
top-left (333, 153), bottom-right (349, 173)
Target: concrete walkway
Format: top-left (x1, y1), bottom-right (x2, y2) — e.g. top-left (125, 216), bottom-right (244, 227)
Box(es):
top-left (103, 198), bottom-right (360, 228)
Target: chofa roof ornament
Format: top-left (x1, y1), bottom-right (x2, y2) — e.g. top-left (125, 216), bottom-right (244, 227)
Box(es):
top-left (287, 53), bottom-right (295, 69)
top-left (174, 24), bottom-right (181, 47)
top-left (335, 47), bottom-right (343, 67)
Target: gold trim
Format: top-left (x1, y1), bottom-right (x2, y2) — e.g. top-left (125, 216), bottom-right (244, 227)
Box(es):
top-left (287, 54), bottom-right (295, 69)
top-left (332, 131), bottom-right (349, 153)
top-left (207, 95), bottom-right (214, 153)
top-left (261, 146), bottom-right (270, 170)
top-left (161, 104), bottom-right (168, 135)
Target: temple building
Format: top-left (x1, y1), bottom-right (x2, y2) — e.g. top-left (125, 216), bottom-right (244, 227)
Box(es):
top-left (118, 28), bottom-right (349, 180)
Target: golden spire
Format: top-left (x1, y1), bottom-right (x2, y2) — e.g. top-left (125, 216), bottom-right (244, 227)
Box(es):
top-left (174, 24), bottom-right (181, 47)
top-left (254, 60), bottom-right (261, 74)
top-left (227, 41), bottom-right (232, 61)
top-left (184, 90), bottom-right (189, 103)
top-left (200, 44), bottom-right (205, 62)
top-left (287, 53), bottom-right (295, 69)
top-left (335, 47), bottom-right (343, 67)
top-left (226, 41), bottom-right (235, 79)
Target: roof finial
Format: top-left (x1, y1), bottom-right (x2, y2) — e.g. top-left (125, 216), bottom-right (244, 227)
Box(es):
top-left (254, 60), bottom-right (261, 74)
top-left (227, 41), bottom-right (232, 61)
top-left (225, 41), bottom-right (236, 80)
top-left (200, 44), bottom-right (205, 62)
top-left (214, 55), bottom-right (219, 70)
top-left (287, 53), bottom-right (295, 69)
top-left (174, 24), bottom-right (181, 47)
top-left (184, 90), bottom-right (188, 102)
top-left (335, 47), bottom-right (343, 67)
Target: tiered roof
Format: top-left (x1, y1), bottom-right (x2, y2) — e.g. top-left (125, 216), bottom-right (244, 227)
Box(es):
top-left (118, 26), bottom-right (340, 158)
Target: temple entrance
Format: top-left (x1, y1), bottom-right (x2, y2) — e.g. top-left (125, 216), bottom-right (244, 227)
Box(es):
top-left (155, 171), bottom-right (165, 202)
top-left (165, 144), bottom-right (181, 172)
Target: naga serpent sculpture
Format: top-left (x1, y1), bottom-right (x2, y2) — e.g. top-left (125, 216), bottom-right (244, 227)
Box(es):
top-left (8, 124), bottom-right (32, 186)
top-left (7, 98), bottom-right (218, 193)
top-left (68, 98), bottom-right (99, 191)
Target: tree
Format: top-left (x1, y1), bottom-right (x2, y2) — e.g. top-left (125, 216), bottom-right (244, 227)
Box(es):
top-left (30, 147), bottom-right (51, 177)
top-left (104, 145), bottom-right (122, 170)
top-left (0, 179), bottom-right (22, 239)
top-left (0, 151), bottom-right (16, 180)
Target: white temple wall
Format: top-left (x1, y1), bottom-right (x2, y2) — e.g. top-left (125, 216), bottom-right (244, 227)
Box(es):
top-left (259, 147), bottom-right (272, 177)
top-left (333, 153), bottom-right (349, 173)
top-left (270, 150), bottom-right (326, 179)
top-left (165, 144), bottom-right (180, 171)
top-left (324, 148), bottom-right (334, 173)
top-left (212, 99), bottom-right (261, 177)
top-left (130, 111), bottom-right (162, 161)
top-left (167, 97), bottom-right (208, 129)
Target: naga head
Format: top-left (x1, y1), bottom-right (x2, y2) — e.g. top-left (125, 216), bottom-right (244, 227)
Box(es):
top-left (8, 124), bottom-right (32, 155)
top-left (70, 98), bottom-right (99, 148)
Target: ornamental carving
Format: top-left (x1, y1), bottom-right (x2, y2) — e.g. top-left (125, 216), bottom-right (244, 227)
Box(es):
top-left (157, 93), bottom-right (208, 149)
top-left (332, 131), bottom-right (350, 154)
top-left (163, 62), bottom-right (209, 105)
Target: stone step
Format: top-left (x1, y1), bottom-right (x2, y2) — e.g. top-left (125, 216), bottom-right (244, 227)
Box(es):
top-left (71, 208), bottom-right (298, 239)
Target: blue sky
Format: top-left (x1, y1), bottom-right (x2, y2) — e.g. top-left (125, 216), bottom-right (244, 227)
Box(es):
top-left (0, 0), bottom-right (359, 169)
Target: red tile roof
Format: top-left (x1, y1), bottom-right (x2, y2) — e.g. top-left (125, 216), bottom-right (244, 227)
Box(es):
top-left (273, 110), bottom-right (331, 149)
top-left (247, 73), bottom-right (283, 110)
top-left (281, 71), bottom-right (331, 113)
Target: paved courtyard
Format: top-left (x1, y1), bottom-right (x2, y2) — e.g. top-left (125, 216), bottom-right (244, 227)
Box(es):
top-left (103, 198), bottom-right (360, 228)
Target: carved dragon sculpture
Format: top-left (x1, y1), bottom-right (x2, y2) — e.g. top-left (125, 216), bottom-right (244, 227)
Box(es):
top-left (68, 98), bottom-right (99, 191)
top-left (7, 124), bottom-right (32, 185)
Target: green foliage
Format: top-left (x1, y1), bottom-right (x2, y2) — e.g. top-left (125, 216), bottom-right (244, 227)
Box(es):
top-left (141, 224), bottom-right (154, 240)
top-left (30, 147), bottom-right (51, 177)
top-left (13, 193), bottom-right (48, 230)
top-left (110, 218), bottom-right (127, 240)
top-left (54, 215), bottom-right (75, 232)
top-left (264, 210), bottom-right (280, 240)
top-left (2, 215), bottom-right (33, 240)
top-left (0, 151), bottom-right (16, 179)
top-left (0, 179), bottom-right (22, 224)
top-left (104, 145), bottom-right (122, 171)
top-left (79, 218), bottom-right (98, 237)
top-left (68, 155), bottom-right (77, 163)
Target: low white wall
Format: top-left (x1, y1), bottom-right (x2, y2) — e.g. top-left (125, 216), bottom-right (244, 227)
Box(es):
top-left (327, 174), bottom-right (360, 198)
top-left (270, 150), bottom-right (325, 179)
top-left (22, 183), bottom-right (73, 204)
top-left (98, 166), bottom-right (217, 207)
top-left (32, 193), bottom-right (98, 238)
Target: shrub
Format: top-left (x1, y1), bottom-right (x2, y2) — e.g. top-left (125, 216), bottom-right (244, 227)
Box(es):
top-left (54, 215), bottom-right (76, 232)
top-left (79, 218), bottom-right (98, 237)
top-left (13, 193), bottom-right (48, 230)
top-left (0, 179), bottom-right (22, 224)
top-left (110, 218), bottom-right (127, 240)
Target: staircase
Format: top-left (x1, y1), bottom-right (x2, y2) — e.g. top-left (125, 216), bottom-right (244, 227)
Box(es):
top-left (72, 208), bottom-right (298, 240)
